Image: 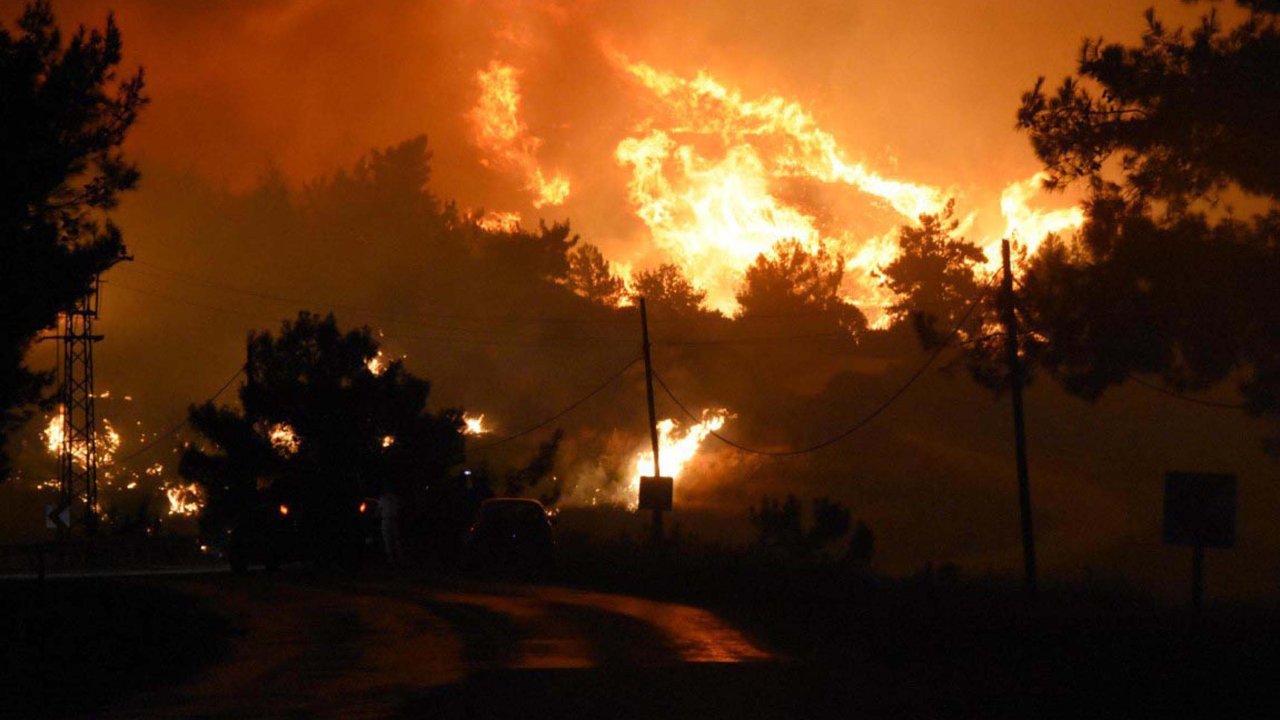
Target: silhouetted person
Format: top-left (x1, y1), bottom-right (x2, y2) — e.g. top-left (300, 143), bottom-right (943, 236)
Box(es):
top-left (381, 486), bottom-right (405, 567)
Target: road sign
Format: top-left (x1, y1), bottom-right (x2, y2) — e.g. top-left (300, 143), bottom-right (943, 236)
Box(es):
top-left (45, 503), bottom-right (71, 531)
top-left (638, 476), bottom-right (673, 512)
top-left (1163, 472), bottom-right (1237, 548)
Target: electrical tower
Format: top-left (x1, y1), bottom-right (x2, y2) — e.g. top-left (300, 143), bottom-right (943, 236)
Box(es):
top-left (55, 277), bottom-right (105, 535)
top-left (50, 254), bottom-right (127, 536)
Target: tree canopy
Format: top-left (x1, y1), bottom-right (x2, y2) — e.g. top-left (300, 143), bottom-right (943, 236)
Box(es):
top-left (1015, 0), bottom-right (1280, 448)
top-left (736, 240), bottom-right (867, 335)
top-left (566, 243), bottom-right (626, 307)
top-left (631, 263), bottom-right (709, 317)
top-left (0, 1), bottom-right (145, 477)
top-left (179, 312), bottom-right (465, 536)
top-left (881, 199), bottom-right (988, 345)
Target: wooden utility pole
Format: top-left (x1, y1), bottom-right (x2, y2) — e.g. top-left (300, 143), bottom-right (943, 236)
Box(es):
top-left (639, 298), bottom-right (664, 541)
top-left (1001, 239), bottom-right (1038, 597)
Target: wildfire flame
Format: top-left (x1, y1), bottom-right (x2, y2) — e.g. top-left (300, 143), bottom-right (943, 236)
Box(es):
top-left (366, 351), bottom-right (387, 376)
top-left (604, 59), bottom-right (1085, 323)
top-left (992, 171), bottom-right (1086, 262)
top-left (476, 210), bottom-right (522, 233)
top-left (163, 482), bottom-right (204, 517)
top-left (628, 409), bottom-right (730, 506)
top-left (463, 413), bottom-right (489, 436)
top-left (470, 60), bottom-right (570, 208)
top-left (267, 422), bottom-right (301, 456)
top-left (40, 405), bottom-right (121, 469)
top-left (615, 60), bottom-right (950, 320)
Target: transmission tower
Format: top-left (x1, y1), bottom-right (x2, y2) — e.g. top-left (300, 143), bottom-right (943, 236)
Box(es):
top-left (50, 254), bottom-right (128, 536)
top-left (55, 277), bottom-right (105, 535)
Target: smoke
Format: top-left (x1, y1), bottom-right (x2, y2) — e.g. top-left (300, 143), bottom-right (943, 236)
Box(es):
top-left (4, 0), bottom-right (1276, 599)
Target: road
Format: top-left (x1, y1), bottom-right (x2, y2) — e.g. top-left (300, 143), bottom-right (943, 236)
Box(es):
top-left (90, 575), bottom-right (810, 719)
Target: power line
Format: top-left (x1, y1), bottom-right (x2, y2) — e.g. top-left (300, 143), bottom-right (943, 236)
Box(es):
top-left (106, 280), bottom-right (270, 320)
top-left (470, 355), bottom-right (642, 451)
top-left (111, 366), bottom-right (245, 467)
top-left (128, 259), bottom-right (637, 326)
top-left (105, 280), bottom-right (635, 348)
top-left (654, 332), bottom-right (853, 346)
top-left (652, 286), bottom-right (990, 457)
top-left (1126, 374), bottom-right (1247, 410)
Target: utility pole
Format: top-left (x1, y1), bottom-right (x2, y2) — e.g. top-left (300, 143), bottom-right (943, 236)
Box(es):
top-left (1001, 238), bottom-right (1037, 598)
top-left (638, 298), bottom-right (664, 541)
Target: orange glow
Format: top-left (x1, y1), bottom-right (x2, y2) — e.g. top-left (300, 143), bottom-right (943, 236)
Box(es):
top-left (476, 210), bottom-right (522, 233)
top-left (366, 351), bottom-right (387, 376)
top-left (991, 171), bottom-right (1086, 261)
top-left (615, 59), bottom-right (949, 321)
top-left (279, 504), bottom-right (290, 516)
top-left (359, 501), bottom-right (368, 514)
top-left (470, 60), bottom-right (569, 208)
top-left (267, 422), bottom-right (300, 456)
top-left (163, 482), bottom-right (205, 516)
top-left (624, 409), bottom-right (730, 508)
top-left (463, 413), bottom-right (489, 436)
top-left (40, 405), bottom-right (122, 470)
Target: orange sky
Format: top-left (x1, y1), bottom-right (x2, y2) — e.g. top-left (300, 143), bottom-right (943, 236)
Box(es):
top-left (9, 2), bottom-right (1275, 595)
top-left (10, 0), bottom-right (1216, 228)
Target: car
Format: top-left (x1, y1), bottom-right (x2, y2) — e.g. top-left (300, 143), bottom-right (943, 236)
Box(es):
top-left (462, 498), bottom-right (555, 571)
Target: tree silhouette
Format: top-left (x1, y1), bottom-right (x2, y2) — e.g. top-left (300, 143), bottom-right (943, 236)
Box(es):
top-left (0, 2), bottom-right (145, 478)
top-left (736, 240), bottom-right (867, 335)
top-left (179, 312), bottom-right (465, 552)
top-left (1018, 3), bottom-right (1280, 206)
top-left (1015, 1), bottom-right (1280, 447)
top-left (881, 199), bottom-right (987, 347)
top-left (566, 243), bottom-right (626, 307)
top-left (750, 494), bottom-right (855, 558)
top-left (631, 263), bottom-right (709, 317)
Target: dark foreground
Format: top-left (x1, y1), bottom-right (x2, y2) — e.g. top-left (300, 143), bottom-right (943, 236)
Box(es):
top-left (3, 564), bottom-right (1279, 719)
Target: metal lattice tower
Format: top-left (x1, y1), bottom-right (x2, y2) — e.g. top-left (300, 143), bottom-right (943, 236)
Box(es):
top-left (57, 277), bottom-right (105, 536)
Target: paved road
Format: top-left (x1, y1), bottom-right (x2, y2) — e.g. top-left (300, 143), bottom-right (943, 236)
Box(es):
top-left (92, 576), bottom-right (795, 719)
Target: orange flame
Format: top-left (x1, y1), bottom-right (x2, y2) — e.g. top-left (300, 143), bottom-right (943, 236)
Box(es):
top-left (615, 60), bottom-right (949, 321)
top-left (624, 409), bottom-right (730, 508)
top-left (267, 422), bottom-right (300, 456)
top-left (609, 60), bottom-right (1087, 323)
top-left (366, 351), bottom-right (387, 376)
top-left (463, 413), bottom-right (489, 436)
top-left (40, 405), bottom-right (121, 469)
top-left (476, 210), bottom-right (522, 233)
top-left (991, 171), bottom-right (1086, 261)
top-left (470, 60), bottom-right (570, 208)
top-left (163, 482), bottom-right (204, 517)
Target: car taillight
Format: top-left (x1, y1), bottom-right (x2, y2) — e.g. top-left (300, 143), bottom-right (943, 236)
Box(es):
top-left (358, 501), bottom-right (367, 514)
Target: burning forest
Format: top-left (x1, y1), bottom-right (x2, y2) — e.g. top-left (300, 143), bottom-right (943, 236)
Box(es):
top-left (3, 0), bottom-right (1279, 600)
top-left (5, 1), bottom-right (1280, 717)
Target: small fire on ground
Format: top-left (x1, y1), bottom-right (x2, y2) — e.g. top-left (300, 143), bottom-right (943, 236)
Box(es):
top-left (622, 409), bottom-right (730, 510)
top-left (463, 413), bottom-right (490, 436)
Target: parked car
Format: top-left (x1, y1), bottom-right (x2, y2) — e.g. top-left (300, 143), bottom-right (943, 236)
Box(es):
top-left (462, 498), bottom-right (555, 571)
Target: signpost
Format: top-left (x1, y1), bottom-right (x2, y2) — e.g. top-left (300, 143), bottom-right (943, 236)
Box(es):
top-left (638, 476), bottom-right (673, 512)
top-left (45, 503), bottom-right (71, 531)
top-left (1163, 472), bottom-right (1237, 616)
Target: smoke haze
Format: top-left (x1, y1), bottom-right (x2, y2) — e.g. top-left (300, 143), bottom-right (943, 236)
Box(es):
top-left (3, 0), bottom-right (1273, 598)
